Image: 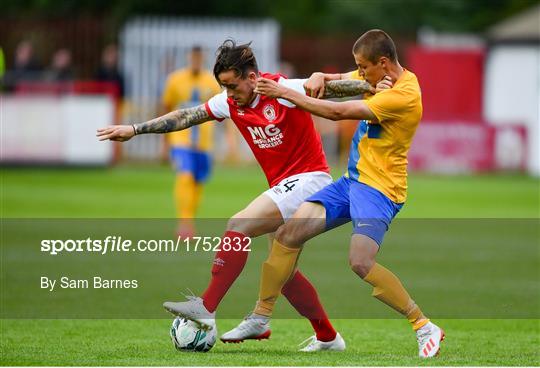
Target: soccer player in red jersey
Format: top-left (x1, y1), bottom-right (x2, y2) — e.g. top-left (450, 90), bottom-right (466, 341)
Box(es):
top-left (97, 39), bottom-right (373, 351)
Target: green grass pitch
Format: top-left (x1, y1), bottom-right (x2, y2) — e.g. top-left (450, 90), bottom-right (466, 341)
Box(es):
top-left (1, 165), bottom-right (539, 366)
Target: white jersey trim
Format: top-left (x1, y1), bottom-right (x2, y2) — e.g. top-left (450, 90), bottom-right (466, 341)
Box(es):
top-left (277, 78), bottom-right (307, 108)
top-left (206, 90), bottom-right (230, 120)
top-left (249, 94), bottom-right (261, 108)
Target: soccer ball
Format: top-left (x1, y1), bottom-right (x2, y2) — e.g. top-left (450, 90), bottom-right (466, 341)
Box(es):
top-left (170, 317), bottom-right (217, 352)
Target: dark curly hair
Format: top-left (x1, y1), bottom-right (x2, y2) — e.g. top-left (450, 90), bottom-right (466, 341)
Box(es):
top-left (213, 39), bottom-right (258, 82)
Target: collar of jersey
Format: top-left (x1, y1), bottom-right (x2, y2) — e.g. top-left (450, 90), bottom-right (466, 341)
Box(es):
top-left (249, 94), bottom-right (261, 108)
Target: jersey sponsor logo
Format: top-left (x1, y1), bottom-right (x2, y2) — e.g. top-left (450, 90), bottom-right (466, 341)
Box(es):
top-left (247, 124), bottom-right (284, 149)
top-left (263, 104), bottom-right (276, 122)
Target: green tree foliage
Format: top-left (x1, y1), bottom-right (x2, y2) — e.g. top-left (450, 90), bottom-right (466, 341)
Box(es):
top-left (3, 0), bottom-right (539, 33)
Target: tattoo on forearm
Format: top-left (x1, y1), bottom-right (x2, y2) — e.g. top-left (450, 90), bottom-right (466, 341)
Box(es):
top-left (133, 105), bottom-right (211, 135)
top-left (323, 79), bottom-right (373, 99)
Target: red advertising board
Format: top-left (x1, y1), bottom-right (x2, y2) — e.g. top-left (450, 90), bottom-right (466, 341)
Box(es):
top-left (409, 122), bottom-right (527, 173)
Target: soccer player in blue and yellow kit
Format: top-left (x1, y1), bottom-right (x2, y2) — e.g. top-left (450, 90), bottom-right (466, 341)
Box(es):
top-left (247, 29), bottom-right (445, 358)
top-left (162, 46), bottom-right (222, 237)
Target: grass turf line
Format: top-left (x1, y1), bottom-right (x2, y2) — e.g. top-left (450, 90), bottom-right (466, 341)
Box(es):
top-left (2, 165), bottom-right (539, 218)
top-left (1, 165), bottom-right (539, 365)
top-left (1, 319), bottom-right (539, 366)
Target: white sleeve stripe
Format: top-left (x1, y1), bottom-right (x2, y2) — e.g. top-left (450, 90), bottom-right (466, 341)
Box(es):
top-left (204, 102), bottom-right (222, 121)
top-left (207, 90), bottom-right (230, 119)
top-left (278, 77), bottom-right (308, 95)
top-left (277, 77), bottom-right (308, 108)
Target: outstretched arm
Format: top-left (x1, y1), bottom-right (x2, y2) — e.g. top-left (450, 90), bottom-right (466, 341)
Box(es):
top-left (255, 78), bottom-right (376, 121)
top-left (96, 104), bottom-right (212, 142)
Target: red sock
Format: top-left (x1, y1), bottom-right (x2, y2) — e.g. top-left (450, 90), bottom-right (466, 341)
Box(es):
top-left (201, 231), bottom-right (250, 312)
top-left (282, 271), bottom-right (337, 342)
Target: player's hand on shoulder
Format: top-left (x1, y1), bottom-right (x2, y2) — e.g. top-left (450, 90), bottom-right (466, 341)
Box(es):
top-left (303, 72), bottom-right (326, 99)
top-left (376, 75), bottom-right (393, 93)
top-left (96, 125), bottom-right (135, 142)
top-left (254, 77), bottom-right (284, 98)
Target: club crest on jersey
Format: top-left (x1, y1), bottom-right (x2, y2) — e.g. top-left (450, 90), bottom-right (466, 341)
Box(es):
top-left (263, 104), bottom-right (276, 122)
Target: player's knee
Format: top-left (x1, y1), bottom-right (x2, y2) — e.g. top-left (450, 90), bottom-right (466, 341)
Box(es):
top-left (226, 213), bottom-right (263, 237)
top-left (349, 258), bottom-right (374, 278)
top-left (226, 213), bottom-right (248, 233)
top-left (349, 234), bottom-right (379, 278)
top-left (274, 222), bottom-right (304, 246)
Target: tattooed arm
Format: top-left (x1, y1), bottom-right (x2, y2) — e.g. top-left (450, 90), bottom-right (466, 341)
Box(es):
top-left (304, 71), bottom-right (390, 99)
top-left (133, 104), bottom-right (210, 134)
top-left (254, 77), bottom-right (376, 121)
top-left (304, 71), bottom-right (354, 98)
top-left (322, 79), bottom-right (374, 99)
top-left (96, 104), bottom-right (212, 142)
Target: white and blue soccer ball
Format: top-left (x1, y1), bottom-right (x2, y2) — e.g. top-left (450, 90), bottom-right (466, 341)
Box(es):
top-left (170, 317), bottom-right (217, 352)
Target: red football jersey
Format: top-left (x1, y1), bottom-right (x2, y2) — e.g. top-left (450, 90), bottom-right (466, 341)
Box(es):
top-left (205, 73), bottom-right (329, 187)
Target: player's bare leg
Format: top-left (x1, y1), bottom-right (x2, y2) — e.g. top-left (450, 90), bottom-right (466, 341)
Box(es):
top-left (348, 234), bottom-right (378, 278)
top-left (221, 202), bottom-right (343, 348)
top-left (225, 193), bottom-right (284, 237)
top-left (274, 201), bottom-right (327, 246)
top-left (252, 201), bottom-right (327, 319)
top-left (266, 232), bottom-right (275, 250)
top-left (243, 202), bottom-right (344, 351)
top-left (254, 201), bottom-right (327, 315)
top-left (350, 234), bottom-right (444, 358)
top-left (214, 232), bottom-right (276, 343)
top-left (279, 202), bottom-right (344, 351)
top-left (164, 195), bottom-right (331, 330)
top-left (163, 193), bottom-right (283, 329)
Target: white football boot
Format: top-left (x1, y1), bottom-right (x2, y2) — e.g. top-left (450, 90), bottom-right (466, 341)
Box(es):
top-left (416, 321), bottom-right (445, 358)
top-left (163, 295), bottom-right (216, 331)
top-left (298, 332), bottom-right (346, 352)
top-left (220, 315), bottom-right (271, 343)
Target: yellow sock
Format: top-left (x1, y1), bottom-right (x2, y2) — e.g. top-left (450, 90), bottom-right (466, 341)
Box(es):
top-left (364, 263), bottom-right (429, 330)
top-left (193, 182), bottom-right (203, 214)
top-left (175, 173), bottom-right (198, 218)
top-left (254, 240), bottom-right (301, 317)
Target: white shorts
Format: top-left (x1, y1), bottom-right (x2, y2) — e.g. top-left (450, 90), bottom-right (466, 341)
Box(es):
top-left (264, 171), bottom-right (333, 219)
